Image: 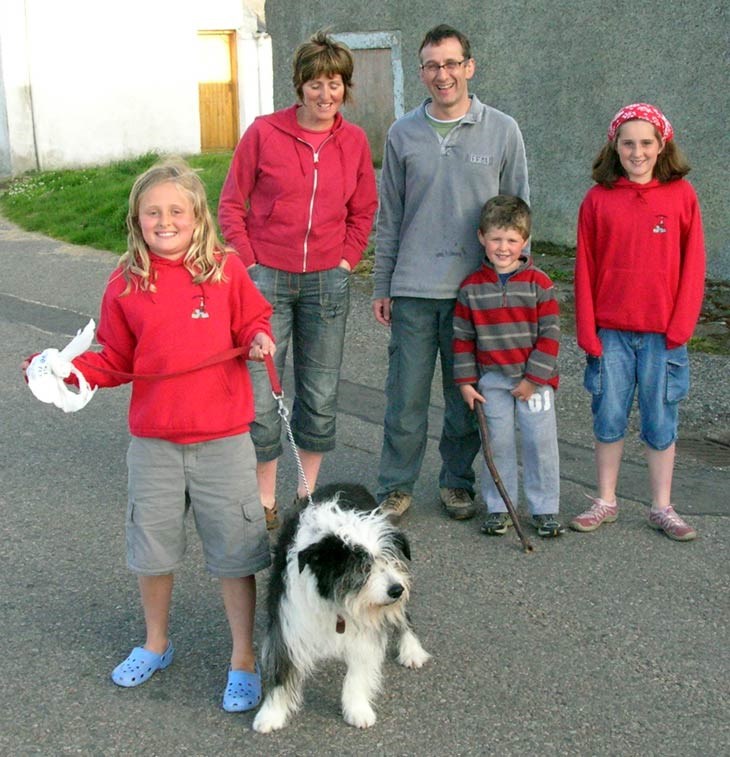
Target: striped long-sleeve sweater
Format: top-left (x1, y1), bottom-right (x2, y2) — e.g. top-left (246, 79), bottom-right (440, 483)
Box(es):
top-left (453, 256), bottom-right (560, 389)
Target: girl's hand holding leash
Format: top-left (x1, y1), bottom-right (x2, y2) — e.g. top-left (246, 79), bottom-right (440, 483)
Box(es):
top-left (248, 332), bottom-right (276, 361)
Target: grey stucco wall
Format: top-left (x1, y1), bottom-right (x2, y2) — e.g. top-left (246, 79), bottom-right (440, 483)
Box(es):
top-left (267, 1), bottom-right (729, 280)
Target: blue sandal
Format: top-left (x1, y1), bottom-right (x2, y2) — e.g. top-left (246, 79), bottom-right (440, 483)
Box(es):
top-left (222, 663), bottom-right (262, 712)
top-left (111, 641), bottom-right (174, 687)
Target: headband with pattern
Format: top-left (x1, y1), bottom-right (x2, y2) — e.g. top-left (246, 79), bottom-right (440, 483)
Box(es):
top-left (607, 103), bottom-right (674, 142)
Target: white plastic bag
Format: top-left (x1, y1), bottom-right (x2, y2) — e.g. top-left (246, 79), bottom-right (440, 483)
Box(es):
top-left (25, 320), bottom-right (97, 412)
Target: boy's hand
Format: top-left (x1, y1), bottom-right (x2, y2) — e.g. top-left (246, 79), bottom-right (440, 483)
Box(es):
top-left (248, 332), bottom-right (276, 361)
top-left (459, 384), bottom-right (484, 410)
top-left (511, 378), bottom-right (537, 401)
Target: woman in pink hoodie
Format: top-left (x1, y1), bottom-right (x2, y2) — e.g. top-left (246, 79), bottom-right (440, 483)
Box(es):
top-left (219, 31), bottom-right (377, 528)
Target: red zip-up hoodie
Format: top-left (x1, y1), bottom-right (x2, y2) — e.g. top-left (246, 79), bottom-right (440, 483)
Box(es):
top-left (73, 253), bottom-right (273, 444)
top-left (218, 105), bottom-right (378, 272)
top-left (575, 177), bottom-right (705, 356)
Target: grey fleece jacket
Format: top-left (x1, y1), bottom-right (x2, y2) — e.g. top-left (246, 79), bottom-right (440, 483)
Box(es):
top-left (373, 95), bottom-right (529, 300)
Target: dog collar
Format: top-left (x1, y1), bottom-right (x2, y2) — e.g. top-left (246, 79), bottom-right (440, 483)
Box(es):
top-left (336, 615), bottom-right (346, 634)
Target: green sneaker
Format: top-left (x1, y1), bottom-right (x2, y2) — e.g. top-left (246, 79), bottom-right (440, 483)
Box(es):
top-left (532, 513), bottom-right (565, 537)
top-left (481, 512), bottom-right (512, 535)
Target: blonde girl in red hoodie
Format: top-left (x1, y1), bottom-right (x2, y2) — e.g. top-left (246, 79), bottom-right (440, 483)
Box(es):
top-left (572, 104), bottom-right (705, 541)
top-left (27, 158), bottom-right (276, 711)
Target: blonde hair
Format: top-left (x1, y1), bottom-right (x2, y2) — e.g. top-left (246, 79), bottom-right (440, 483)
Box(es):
top-left (120, 157), bottom-right (226, 294)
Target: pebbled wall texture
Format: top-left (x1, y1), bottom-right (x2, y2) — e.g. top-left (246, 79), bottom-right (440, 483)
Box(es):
top-left (267, 2), bottom-right (729, 280)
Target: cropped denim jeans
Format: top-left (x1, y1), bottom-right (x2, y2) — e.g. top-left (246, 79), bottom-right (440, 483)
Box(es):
top-left (376, 297), bottom-right (481, 501)
top-left (583, 329), bottom-right (689, 450)
top-left (248, 264), bottom-right (350, 462)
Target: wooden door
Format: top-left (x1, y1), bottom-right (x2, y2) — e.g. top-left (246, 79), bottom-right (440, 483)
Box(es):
top-left (197, 31), bottom-right (239, 151)
top-left (341, 48), bottom-right (395, 165)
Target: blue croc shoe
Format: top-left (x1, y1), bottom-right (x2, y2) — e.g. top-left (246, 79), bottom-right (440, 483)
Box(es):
top-left (111, 641), bottom-right (174, 687)
top-left (222, 663), bottom-right (262, 712)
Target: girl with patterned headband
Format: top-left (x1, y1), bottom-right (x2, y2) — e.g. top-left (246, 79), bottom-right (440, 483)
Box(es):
top-left (571, 104), bottom-right (705, 541)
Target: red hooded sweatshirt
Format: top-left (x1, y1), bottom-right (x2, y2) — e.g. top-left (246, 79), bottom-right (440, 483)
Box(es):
top-left (73, 253), bottom-right (273, 444)
top-left (575, 177), bottom-right (705, 356)
top-left (218, 105), bottom-right (378, 272)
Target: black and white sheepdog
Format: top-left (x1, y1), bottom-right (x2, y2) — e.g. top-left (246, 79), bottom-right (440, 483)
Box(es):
top-left (253, 483), bottom-right (430, 733)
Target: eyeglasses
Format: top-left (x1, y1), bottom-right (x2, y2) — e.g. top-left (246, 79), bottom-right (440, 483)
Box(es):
top-left (420, 59), bottom-right (468, 75)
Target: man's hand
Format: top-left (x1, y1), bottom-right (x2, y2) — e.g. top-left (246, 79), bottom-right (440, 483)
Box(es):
top-left (372, 297), bottom-right (392, 326)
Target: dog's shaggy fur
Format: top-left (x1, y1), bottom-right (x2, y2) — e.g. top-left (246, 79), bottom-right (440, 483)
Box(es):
top-left (253, 483), bottom-right (430, 732)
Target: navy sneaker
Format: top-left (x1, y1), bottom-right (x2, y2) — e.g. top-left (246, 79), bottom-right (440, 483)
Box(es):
top-left (480, 512), bottom-right (512, 535)
top-left (532, 513), bottom-right (565, 537)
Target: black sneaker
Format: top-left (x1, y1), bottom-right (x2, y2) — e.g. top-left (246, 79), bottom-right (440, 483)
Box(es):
top-left (481, 512), bottom-right (512, 535)
top-left (532, 514), bottom-right (565, 537)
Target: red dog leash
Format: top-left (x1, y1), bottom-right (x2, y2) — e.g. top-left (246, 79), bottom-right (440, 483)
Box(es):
top-left (74, 346), bottom-right (248, 382)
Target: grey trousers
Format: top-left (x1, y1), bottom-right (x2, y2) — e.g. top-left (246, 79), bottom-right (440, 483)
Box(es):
top-left (477, 371), bottom-right (560, 515)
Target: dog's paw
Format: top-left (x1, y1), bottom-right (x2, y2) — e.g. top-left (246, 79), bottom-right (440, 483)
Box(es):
top-left (397, 632), bottom-right (431, 669)
top-left (252, 701), bottom-right (288, 733)
top-left (343, 702), bottom-right (377, 729)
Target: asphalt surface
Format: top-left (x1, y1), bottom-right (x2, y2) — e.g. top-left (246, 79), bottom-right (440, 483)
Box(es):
top-left (1, 216), bottom-right (728, 757)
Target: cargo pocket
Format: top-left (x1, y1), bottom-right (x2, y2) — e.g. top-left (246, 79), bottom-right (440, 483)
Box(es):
top-left (665, 353), bottom-right (690, 403)
top-left (242, 499), bottom-right (265, 525)
top-left (583, 355), bottom-right (603, 396)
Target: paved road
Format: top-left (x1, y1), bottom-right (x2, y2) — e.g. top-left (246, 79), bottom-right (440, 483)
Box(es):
top-left (1, 218), bottom-right (728, 756)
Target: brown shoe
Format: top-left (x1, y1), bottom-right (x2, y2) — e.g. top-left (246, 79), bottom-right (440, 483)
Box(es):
top-left (379, 491), bottom-right (413, 519)
top-left (264, 502), bottom-right (279, 531)
top-left (439, 487), bottom-right (476, 520)
top-left (292, 494), bottom-right (310, 508)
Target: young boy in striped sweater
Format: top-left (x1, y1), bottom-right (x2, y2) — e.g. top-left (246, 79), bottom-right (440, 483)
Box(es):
top-left (453, 195), bottom-right (564, 537)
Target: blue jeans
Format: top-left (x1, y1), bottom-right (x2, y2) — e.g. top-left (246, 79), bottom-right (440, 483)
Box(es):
top-left (584, 329), bottom-right (689, 450)
top-left (248, 264), bottom-right (350, 461)
top-left (477, 372), bottom-right (560, 515)
top-left (376, 297), bottom-right (481, 500)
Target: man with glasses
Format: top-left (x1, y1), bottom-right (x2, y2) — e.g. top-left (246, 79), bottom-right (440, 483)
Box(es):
top-left (373, 24), bottom-right (529, 521)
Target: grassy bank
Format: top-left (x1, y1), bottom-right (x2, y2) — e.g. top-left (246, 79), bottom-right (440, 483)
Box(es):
top-left (0, 152), bottom-right (232, 253)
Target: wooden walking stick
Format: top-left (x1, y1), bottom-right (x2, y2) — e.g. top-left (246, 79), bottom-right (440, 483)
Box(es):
top-left (474, 401), bottom-right (534, 553)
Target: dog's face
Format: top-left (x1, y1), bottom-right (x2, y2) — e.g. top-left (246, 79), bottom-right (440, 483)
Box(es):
top-left (297, 528), bottom-right (411, 609)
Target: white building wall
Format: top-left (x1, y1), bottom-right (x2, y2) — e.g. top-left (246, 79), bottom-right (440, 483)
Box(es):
top-left (0, 0), bottom-right (273, 175)
top-left (0, 0), bottom-right (38, 174)
top-left (236, 33), bottom-right (273, 132)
